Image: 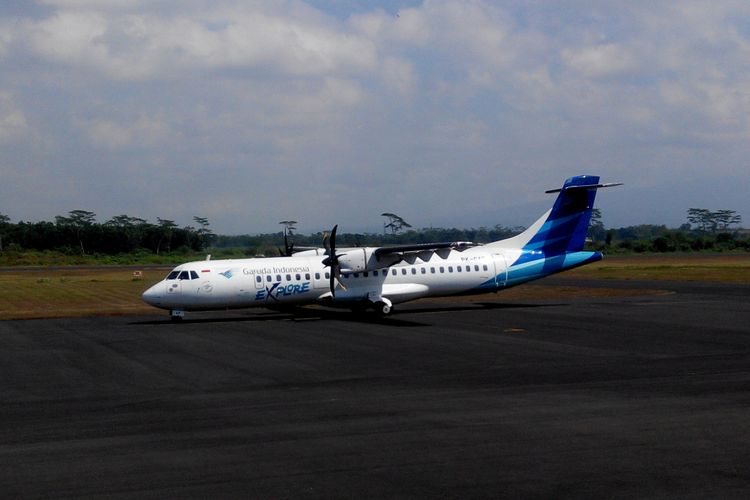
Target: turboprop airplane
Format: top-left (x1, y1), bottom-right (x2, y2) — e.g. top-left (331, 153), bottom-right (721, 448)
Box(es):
top-left (142, 175), bottom-right (621, 320)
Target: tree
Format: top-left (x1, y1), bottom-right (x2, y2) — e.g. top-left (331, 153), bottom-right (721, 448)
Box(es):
top-left (156, 218), bottom-right (178, 254)
top-left (278, 220), bottom-right (298, 235)
top-left (687, 208), bottom-right (742, 233)
top-left (0, 213), bottom-right (10, 252)
top-left (588, 208), bottom-right (606, 241)
top-left (714, 210), bottom-right (742, 231)
top-left (55, 210), bottom-right (96, 255)
top-left (687, 208), bottom-right (713, 232)
top-left (105, 215), bottom-right (149, 252)
top-left (381, 212), bottom-right (412, 234)
top-left (194, 216), bottom-right (215, 249)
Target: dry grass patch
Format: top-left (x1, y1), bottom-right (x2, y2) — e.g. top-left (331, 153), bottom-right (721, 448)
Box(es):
top-left (0, 268), bottom-right (166, 320)
top-left (566, 254), bottom-right (750, 282)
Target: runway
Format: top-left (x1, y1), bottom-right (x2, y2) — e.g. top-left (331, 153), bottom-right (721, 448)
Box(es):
top-left (1, 278), bottom-right (749, 498)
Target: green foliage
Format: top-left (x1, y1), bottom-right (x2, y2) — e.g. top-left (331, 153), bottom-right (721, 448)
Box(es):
top-left (687, 208), bottom-right (742, 233)
top-left (0, 206), bottom-right (747, 266)
top-left (0, 212), bottom-right (214, 259)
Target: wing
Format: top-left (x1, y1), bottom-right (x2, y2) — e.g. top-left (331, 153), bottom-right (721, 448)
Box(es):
top-left (372, 241), bottom-right (476, 261)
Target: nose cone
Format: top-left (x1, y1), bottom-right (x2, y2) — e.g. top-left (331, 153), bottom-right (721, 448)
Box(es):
top-left (142, 283), bottom-right (163, 308)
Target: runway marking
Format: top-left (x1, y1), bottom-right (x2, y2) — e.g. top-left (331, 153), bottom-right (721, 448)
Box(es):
top-left (503, 328), bottom-right (527, 334)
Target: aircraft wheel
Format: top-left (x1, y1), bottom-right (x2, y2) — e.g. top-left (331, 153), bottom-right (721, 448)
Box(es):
top-left (376, 301), bottom-right (392, 316)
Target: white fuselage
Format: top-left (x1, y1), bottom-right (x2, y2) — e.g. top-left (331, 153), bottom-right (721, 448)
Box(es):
top-left (141, 246), bottom-right (517, 312)
top-left (141, 174), bottom-right (617, 316)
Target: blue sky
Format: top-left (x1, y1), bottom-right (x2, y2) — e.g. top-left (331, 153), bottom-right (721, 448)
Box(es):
top-left (1, 1), bottom-right (749, 234)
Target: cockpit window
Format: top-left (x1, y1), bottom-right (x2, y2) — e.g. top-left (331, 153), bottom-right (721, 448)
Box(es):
top-left (166, 271), bottom-right (179, 280)
top-left (178, 271), bottom-right (190, 280)
top-left (190, 271), bottom-right (199, 280)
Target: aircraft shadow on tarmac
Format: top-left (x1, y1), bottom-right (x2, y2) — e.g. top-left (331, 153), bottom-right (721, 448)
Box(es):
top-left (130, 301), bottom-right (554, 328)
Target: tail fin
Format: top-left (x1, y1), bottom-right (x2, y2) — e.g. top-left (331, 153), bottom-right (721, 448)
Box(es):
top-left (529, 174), bottom-right (602, 255)
top-left (489, 175), bottom-right (621, 254)
top-left (481, 175), bottom-right (621, 288)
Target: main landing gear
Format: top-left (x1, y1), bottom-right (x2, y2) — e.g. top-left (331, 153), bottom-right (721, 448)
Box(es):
top-left (170, 310), bottom-right (185, 322)
top-left (376, 301), bottom-right (392, 316)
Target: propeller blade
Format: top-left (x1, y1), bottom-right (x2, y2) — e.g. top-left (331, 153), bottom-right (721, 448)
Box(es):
top-left (322, 225), bottom-right (341, 296)
top-left (329, 225), bottom-right (337, 255)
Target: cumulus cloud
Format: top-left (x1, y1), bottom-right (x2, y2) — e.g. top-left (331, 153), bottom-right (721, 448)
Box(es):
top-left (0, 0), bottom-right (749, 231)
top-left (562, 43), bottom-right (640, 78)
top-left (0, 92), bottom-right (27, 141)
top-left (21, 2), bottom-right (378, 80)
top-left (75, 114), bottom-right (174, 150)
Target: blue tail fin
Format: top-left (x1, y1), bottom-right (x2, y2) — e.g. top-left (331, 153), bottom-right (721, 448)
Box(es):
top-left (479, 174), bottom-right (620, 289)
top-left (524, 174), bottom-right (600, 255)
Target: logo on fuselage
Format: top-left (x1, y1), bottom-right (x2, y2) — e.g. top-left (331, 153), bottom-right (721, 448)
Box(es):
top-left (255, 282), bottom-right (311, 301)
top-left (219, 270), bottom-right (233, 279)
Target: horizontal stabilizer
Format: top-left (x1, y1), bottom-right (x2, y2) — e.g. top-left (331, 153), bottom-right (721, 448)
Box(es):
top-left (545, 182), bottom-right (623, 194)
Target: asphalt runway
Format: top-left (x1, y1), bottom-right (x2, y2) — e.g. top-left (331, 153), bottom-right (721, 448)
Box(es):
top-left (1, 278), bottom-right (749, 499)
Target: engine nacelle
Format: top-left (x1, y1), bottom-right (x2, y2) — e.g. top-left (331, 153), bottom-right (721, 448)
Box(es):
top-left (337, 248), bottom-right (401, 273)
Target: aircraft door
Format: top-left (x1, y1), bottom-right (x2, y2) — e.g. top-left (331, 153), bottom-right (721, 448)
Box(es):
top-left (492, 253), bottom-right (508, 287)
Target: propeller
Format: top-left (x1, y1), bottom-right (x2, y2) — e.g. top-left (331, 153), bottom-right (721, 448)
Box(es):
top-left (321, 225), bottom-right (347, 296)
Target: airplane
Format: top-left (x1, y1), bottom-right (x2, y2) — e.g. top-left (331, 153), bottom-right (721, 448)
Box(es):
top-left (142, 175), bottom-right (621, 320)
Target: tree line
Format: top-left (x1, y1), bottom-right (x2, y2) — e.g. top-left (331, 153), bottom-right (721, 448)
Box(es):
top-left (588, 208), bottom-right (747, 253)
top-left (213, 224), bottom-right (525, 256)
top-left (0, 211), bottom-right (214, 255)
top-left (0, 207), bottom-right (745, 260)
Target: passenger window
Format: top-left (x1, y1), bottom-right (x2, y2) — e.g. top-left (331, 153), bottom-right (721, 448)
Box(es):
top-left (315, 273), bottom-right (321, 279)
top-left (421, 268), bottom-right (426, 274)
top-left (267, 275), bottom-right (272, 282)
top-left (363, 272), bottom-right (369, 278)
top-left (448, 266), bottom-right (453, 272)
top-left (466, 265), bottom-right (471, 272)
top-left (286, 274), bottom-right (292, 281)
top-left (373, 270), bottom-right (379, 277)
top-left (178, 271), bottom-right (190, 280)
top-left (392, 269), bottom-right (397, 276)
top-left (353, 273), bottom-right (359, 278)
top-left (256, 275), bottom-right (262, 283)
top-left (295, 273), bottom-right (301, 281)
top-left (483, 265), bottom-right (488, 271)
top-left (411, 268), bottom-right (416, 275)
top-left (167, 271), bottom-right (179, 280)
top-left (305, 273), bottom-right (310, 280)
top-left (276, 275), bottom-right (282, 282)
top-left (440, 267), bottom-right (445, 273)
top-left (474, 265), bottom-right (479, 272)
top-left (401, 269), bottom-right (407, 275)
top-left (457, 266), bottom-right (462, 272)
top-left (325, 272), bottom-right (330, 279)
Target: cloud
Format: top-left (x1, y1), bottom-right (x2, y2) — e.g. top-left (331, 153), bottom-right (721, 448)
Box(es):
top-left (75, 114), bottom-right (174, 150)
top-left (21, 2), bottom-right (378, 80)
top-left (381, 56), bottom-right (417, 94)
top-left (0, 92), bottom-right (27, 141)
top-left (1, 1), bottom-right (749, 232)
top-left (562, 43), bottom-right (639, 78)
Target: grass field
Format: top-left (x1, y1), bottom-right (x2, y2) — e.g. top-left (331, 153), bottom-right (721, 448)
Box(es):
top-left (0, 268), bottom-right (169, 320)
top-left (0, 254), bottom-right (747, 321)
top-left (565, 253), bottom-right (750, 282)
